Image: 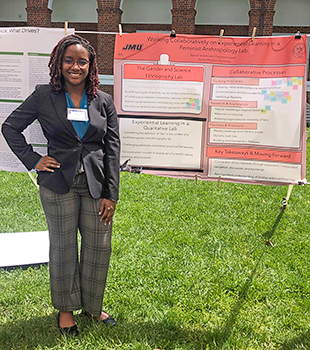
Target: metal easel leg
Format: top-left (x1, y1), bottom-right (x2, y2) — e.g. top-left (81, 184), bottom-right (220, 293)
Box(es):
top-left (282, 184), bottom-right (294, 209)
top-left (28, 172), bottom-right (39, 190)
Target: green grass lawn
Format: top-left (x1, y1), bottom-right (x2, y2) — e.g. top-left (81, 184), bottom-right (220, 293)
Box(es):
top-left (1, 141), bottom-right (310, 349)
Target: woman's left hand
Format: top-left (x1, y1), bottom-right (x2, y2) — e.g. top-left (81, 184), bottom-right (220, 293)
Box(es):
top-left (99, 198), bottom-right (117, 225)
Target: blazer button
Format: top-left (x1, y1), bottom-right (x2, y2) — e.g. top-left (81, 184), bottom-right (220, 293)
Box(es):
top-left (78, 142), bottom-right (82, 147)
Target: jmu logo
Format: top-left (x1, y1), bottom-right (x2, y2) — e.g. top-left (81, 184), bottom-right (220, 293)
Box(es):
top-left (123, 44), bottom-right (143, 51)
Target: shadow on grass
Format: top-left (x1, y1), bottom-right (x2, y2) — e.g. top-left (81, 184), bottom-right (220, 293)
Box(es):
top-left (0, 263), bottom-right (48, 272)
top-left (0, 313), bottom-right (59, 350)
top-left (0, 312), bottom-right (108, 350)
top-left (0, 210), bottom-right (286, 350)
top-left (279, 330), bottom-right (310, 349)
top-left (206, 209), bottom-right (285, 349)
top-left (84, 208), bottom-right (287, 350)
top-left (262, 209), bottom-right (284, 241)
top-left (0, 312), bottom-right (217, 350)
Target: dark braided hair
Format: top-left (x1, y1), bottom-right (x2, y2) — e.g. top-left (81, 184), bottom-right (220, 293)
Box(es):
top-left (48, 34), bottom-right (99, 98)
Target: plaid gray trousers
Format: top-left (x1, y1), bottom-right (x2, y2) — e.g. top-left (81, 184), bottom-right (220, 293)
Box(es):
top-left (39, 173), bottom-right (112, 317)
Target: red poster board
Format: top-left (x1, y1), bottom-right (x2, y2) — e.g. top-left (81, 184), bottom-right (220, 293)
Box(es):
top-left (114, 33), bottom-right (307, 185)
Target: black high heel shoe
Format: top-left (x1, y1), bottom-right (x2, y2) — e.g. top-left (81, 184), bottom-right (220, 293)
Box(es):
top-left (57, 312), bottom-right (79, 337)
top-left (100, 311), bottom-right (116, 326)
top-left (83, 310), bottom-right (116, 326)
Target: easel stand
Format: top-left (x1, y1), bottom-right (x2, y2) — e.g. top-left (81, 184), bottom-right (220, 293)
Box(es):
top-left (282, 181), bottom-right (306, 209)
top-left (28, 172), bottom-right (39, 189)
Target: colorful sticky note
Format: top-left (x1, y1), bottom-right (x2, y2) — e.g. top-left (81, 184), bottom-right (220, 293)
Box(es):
top-left (270, 91), bottom-right (276, 96)
top-left (292, 77), bottom-right (298, 83)
top-left (282, 98), bottom-right (287, 104)
top-left (283, 91), bottom-right (290, 97)
top-left (293, 85), bottom-right (298, 90)
top-left (298, 80), bottom-right (303, 85)
top-left (264, 94), bottom-right (271, 101)
top-left (287, 95), bottom-right (292, 101)
top-left (277, 80), bottom-right (282, 85)
top-left (186, 102), bottom-right (191, 108)
top-left (261, 109), bottom-right (267, 114)
top-left (265, 105), bottom-right (271, 111)
top-left (191, 103), bottom-right (196, 109)
top-left (271, 96), bottom-right (277, 102)
top-left (287, 80), bottom-right (293, 86)
top-left (189, 98), bottom-right (194, 103)
top-left (262, 89), bottom-right (267, 94)
top-left (271, 81), bottom-right (277, 86)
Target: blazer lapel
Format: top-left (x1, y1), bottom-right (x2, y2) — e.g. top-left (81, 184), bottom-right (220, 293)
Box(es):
top-left (50, 90), bottom-right (79, 139)
top-left (82, 95), bottom-right (101, 140)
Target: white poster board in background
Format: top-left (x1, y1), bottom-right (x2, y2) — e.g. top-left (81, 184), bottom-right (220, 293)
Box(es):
top-left (0, 27), bottom-right (74, 268)
top-left (0, 231), bottom-right (49, 268)
top-left (0, 27), bottom-right (74, 172)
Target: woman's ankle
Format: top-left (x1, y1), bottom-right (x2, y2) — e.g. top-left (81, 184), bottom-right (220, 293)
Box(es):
top-left (58, 311), bottom-right (75, 327)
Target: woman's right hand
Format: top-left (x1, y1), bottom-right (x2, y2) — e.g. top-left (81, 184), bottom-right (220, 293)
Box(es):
top-left (35, 156), bottom-right (60, 172)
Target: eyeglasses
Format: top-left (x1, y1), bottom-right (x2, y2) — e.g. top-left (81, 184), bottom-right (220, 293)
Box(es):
top-left (63, 58), bottom-right (90, 68)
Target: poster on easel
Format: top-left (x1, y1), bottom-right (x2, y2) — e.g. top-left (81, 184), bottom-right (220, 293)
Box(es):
top-left (0, 27), bottom-right (74, 172)
top-left (114, 33), bottom-right (307, 185)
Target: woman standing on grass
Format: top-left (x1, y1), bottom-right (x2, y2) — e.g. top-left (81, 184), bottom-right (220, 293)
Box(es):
top-left (1, 34), bottom-right (120, 336)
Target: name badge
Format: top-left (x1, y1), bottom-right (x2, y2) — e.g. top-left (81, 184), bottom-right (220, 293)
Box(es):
top-left (67, 108), bottom-right (89, 121)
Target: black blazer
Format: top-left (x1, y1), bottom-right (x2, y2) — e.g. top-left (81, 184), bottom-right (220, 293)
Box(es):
top-left (1, 85), bottom-right (120, 200)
